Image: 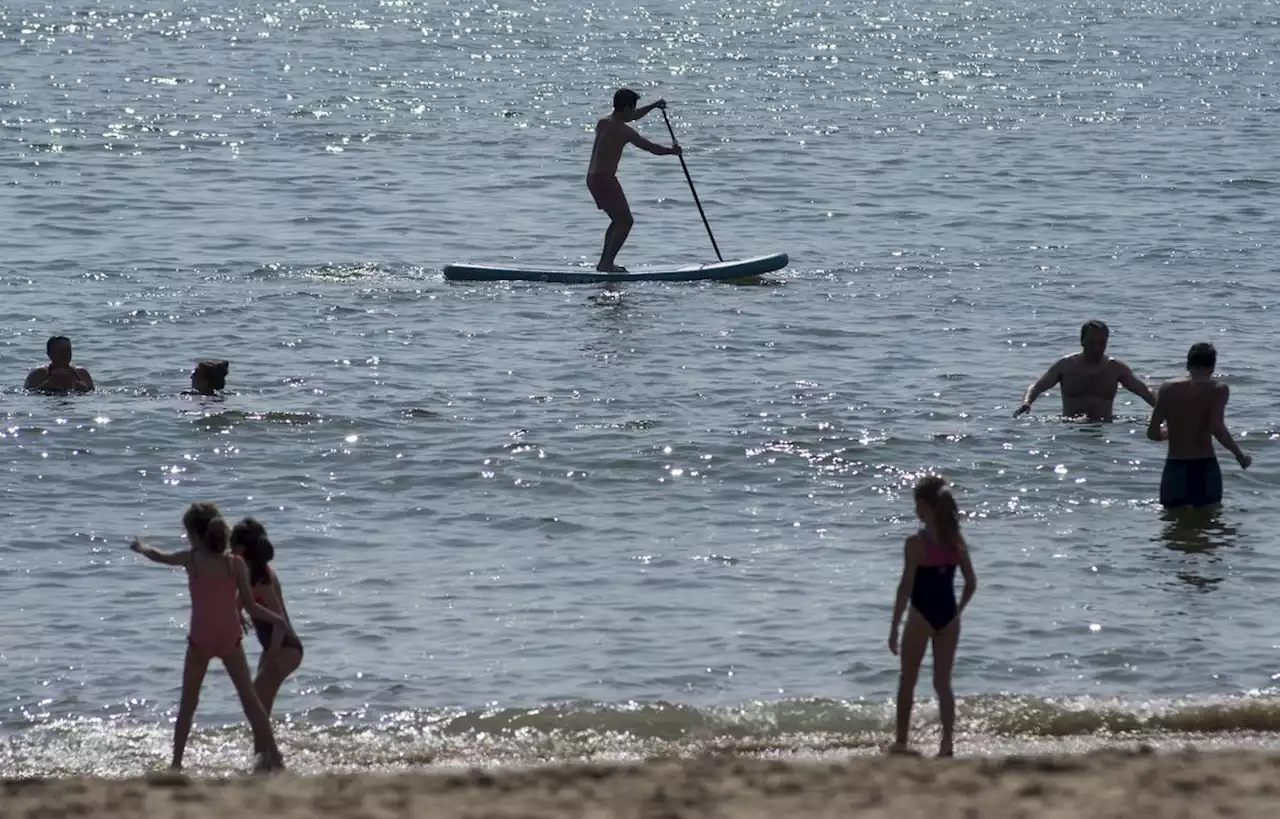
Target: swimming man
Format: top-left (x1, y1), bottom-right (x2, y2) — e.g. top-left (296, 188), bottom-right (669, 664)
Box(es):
top-left (586, 88), bottom-right (681, 272)
top-left (24, 335), bottom-right (95, 394)
top-left (1146, 342), bottom-right (1251, 508)
top-left (1014, 320), bottom-right (1155, 422)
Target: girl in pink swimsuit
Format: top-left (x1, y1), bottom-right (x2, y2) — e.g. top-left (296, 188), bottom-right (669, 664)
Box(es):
top-left (887, 475), bottom-right (978, 757)
top-left (131, 502), bottom-right (294, 772)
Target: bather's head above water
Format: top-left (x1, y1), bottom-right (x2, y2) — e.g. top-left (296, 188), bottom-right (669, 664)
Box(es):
top-left (191, 359), bottom-right (229, 395)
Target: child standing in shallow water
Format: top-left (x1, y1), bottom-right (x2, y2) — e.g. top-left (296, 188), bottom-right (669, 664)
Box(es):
top-left (887, 475), bottom-right (978, 757)
top-left (130, 502), bottom-right (294, 772)
top-left (230, 518), bottom-right (303, 720)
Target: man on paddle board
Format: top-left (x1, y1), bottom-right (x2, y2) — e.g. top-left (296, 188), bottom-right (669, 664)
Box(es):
top-left (587, 88), bottom-right (682, 272)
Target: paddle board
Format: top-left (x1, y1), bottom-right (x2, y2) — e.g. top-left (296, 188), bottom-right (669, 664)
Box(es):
top-left (442, 252), bottom-right (789, 284)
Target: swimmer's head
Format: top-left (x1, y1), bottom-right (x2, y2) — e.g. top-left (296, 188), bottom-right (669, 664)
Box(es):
top-left (1079, 320), bottom-right (1109, 361)
top-left (192, 359), bottom-right (229, 395)
top-left (182, 501), bottom-right (226, 553)
top-left (230, 517), bottom-right (274, 584)
top-left (46, 336), bottom-right (73, 367)
top-left (913, 475), bottom-right (962, 547)
top-left (1186, 342), bottom-right (1216, 373)
top-left (613, 88), bottom-right (640, 119)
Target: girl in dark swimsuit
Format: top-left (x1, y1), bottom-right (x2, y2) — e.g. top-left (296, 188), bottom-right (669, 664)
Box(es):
top-left (887, 475), bottom-right (978, 757)
top-left (230, 518), bottom-right (304, 724)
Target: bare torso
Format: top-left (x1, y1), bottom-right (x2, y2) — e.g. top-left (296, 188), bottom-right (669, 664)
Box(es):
top-left (1157, 377), bottom-right (1222, 460)
top-left (1056, 354), bottom-right (1128, 420)
top-left (25, 364), bottom-right (93, 393)
top-left (587, 116), bottom-right (631, 177)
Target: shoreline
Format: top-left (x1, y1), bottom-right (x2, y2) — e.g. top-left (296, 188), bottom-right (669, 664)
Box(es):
top-left (6, 748), bottom-right (1280, 818)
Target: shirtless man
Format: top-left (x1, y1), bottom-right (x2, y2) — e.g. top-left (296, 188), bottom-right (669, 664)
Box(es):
top-left (24, 335), bottom-right (95, 394)
top-left (1013, 320), bottom-right (1155, 422)
top-left (586, 88), bottom-right (682, 272)
top-left (1146, 342), bottom-right (1251, 509)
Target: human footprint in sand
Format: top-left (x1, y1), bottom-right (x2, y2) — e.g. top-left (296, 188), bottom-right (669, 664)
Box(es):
top-left (586, 88), bottom-right (682, 273)
top-left (887, 475), bottom-right (978, 758)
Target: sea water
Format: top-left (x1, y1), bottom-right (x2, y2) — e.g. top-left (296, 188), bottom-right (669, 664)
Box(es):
top-left (2, 0), bottom-right (1279, 775)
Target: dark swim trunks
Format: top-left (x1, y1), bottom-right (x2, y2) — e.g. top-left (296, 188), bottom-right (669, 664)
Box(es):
top-left (1160, 457), bottom-right (1223, 508)
top-left (586, 174), bottom-right (629, 216)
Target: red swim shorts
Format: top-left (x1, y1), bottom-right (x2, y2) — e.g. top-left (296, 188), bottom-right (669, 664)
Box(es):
top-left (586, 174), bottom-right (630, 216)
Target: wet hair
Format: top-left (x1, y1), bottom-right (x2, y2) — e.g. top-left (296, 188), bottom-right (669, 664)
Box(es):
top-left (231, 517), bottom-right (274, 586)
top-left (193, 359), bottom-right (230, 391)
top-left (181, 501), bottom-right (227, 553)
top-left (46, 335), bottom-right (71, 357)
top-left (914, 475), bottom-right (962, 549)
top-left (1186, 342), bottom-right (1217, 371)
top-left (1079, 320), bottom-right (1109, 343)
top-left (613, 88), bottom-right (640, 112)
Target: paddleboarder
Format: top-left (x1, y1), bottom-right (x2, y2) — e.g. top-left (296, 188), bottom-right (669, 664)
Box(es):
top-left (587, 88), bottom-right (682, 272)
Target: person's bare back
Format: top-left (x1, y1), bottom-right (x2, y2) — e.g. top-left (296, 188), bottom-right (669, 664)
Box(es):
top-left (1155, 378), bottom-right (1222, 460)
top-left (1146, 342), bottom-right (1250, 509)
top-left (587, 117), bottom-right (632, 178)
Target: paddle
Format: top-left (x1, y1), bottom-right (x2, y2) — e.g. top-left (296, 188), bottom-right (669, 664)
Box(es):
top-left (660, 107), bottom-right (724, 263)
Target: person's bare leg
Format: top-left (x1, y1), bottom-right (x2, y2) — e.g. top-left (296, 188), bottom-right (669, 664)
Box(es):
top-left (596, 222), bottom-right (616, 270)
top-left (931, 618), bottom-right (961, 757)
top-left (223, 648), bottom-right (284, 770)
top-left (172, 643), bottom-right (210, 771)
top-left (890, 611), bottom-right (931, 753)
top-left (254, 648), bottom-right (302, 719)
top-left (598, 211), bottom-right (633, 272)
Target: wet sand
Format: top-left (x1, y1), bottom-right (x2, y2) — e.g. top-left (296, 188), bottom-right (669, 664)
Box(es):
top-left (5, 748), bottom-right (1280, 818)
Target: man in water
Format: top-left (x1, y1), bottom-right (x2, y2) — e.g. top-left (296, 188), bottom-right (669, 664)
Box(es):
top-left (586, 88), bottom-right (682, 272)
top-left (24, 335), bottom-right (95, 393)
top-left (1146, 342), bottom-right (1251, 508)
top-left (1013, 320), bottom-right (1155, 422)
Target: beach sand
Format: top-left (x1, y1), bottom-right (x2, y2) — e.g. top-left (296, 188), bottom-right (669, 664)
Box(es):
top-left (5, 748), bottom-right (1280, 818)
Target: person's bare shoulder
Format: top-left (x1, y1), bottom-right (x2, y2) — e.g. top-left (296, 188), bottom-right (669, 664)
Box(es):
top-left (23, 366), bottom-right (48, 389)
top-left (1102, 355), bottom-right (1136, 374)
top-left (1054, 352), bottom-right (1082, 370)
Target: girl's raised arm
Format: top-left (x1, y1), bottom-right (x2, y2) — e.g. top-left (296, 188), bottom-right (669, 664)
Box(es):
top-left (129, 539), bottom-right (192, 568)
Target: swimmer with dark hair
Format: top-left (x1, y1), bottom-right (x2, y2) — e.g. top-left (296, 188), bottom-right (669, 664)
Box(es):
top-left (24, 336), bottom-right (94, 394)
top-left (190, 359), bottom-right (230, 395)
